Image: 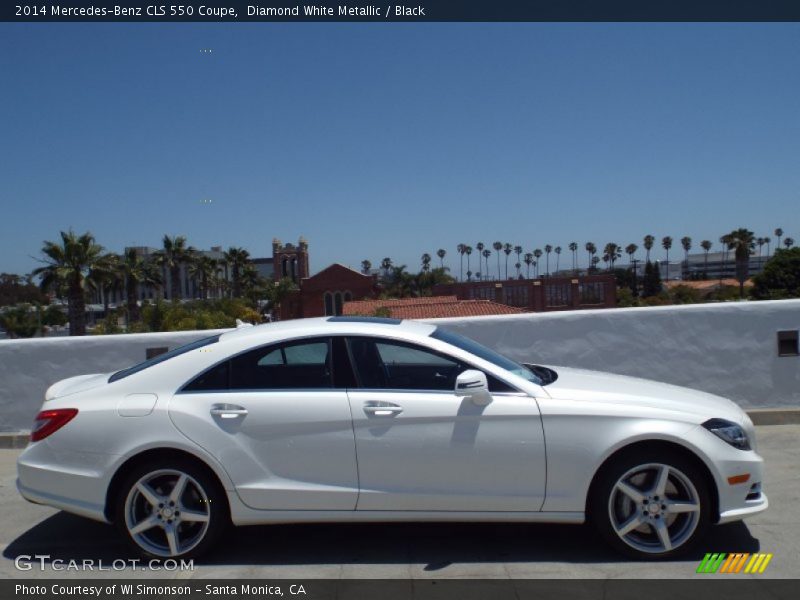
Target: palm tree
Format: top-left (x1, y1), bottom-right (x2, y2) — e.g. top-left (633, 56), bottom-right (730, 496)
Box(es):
top-left (155, 235), bottom-right (195, 300)
top-left (465, 246), bottom-right (473, 276)
top-left (380, 257), bottom-right (393, 278)
top-left (476, 243), bottom-right (485, 280)
top-left (643, 235), bottom-right (655, 262)
top-left (503, 243), bottom-right (513, 279)
top-left (775, 228), bottom-right (783, 251)
top-left (554, 246), bottom-right (562, 274)
top-left (33, 230), bottom-right (105, 336)
top-left (756, 237), bottom-right (765, 268)
top-left (533, 248), bottom-right (543, 277)
top-left (603, 243), bottom-right (621, 270)
top-left (514, 262), bottom-right (521, 278)
top-left (524, 253), bottom-right (534, 279)
top-left (189, 255), bottom-right (218, 300)
top-left (514, 245), bottom-right (523, 273)
top-left (569, 242), bottom-right (578, 272)
top-left (544, 244), bottom-right (553, 276)
top-left (89, 253), bottom-right (122, 316)
top-left (785, 237), bottom-right (795, 249)
top-left (700, 240), bottom-right (712, 278)
top-left (466, 269), bottom-right (473, 282)
top-left (764, 236), bottom-right (771, 259)
top-left (591, 256), bottom-right (600, 271)
top-left (719, 235), bottom-right (730, 284)
top-left (421, 253), bottom-right (432, 272)
top-left (118, 248), bottom-right (161, 322)
top-left (492, 241), bottom-right (503, 280)
top-left (436, 248), bottom-right (446, 269)
top-left (625, 243), bottom-right (638, 265)
top-left (456, 244), bottom-right (466, 281)
top-left (662, 236), bottom-right (673, 281)
top-left (680, 236), bottom-right (692, 279)
top-left (223, 246), bottom-right (250, 299)
top-left (482, 248), bottom-right (492, 279)
top-left (724, 228), bottom-right (756, 298)
top-left (584, 242), bottom-right (596, 273)
top-left (361, 259), bottom-right (372, 275)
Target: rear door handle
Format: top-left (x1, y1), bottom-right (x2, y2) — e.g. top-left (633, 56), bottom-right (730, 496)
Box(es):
top-left (210, 404), bottom-right (248, 419)
top-left (363, 403), bottom-right (403, 417)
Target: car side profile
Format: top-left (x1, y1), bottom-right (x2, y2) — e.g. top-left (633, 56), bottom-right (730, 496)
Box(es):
top-left (17, 316), bottom-right (767, 559)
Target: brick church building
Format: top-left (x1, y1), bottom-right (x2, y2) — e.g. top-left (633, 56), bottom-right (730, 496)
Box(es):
top-left (270, 238), bottom-right (378, 320)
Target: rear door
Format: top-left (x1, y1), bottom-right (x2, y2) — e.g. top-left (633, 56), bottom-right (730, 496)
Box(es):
top-left (345, 336), bottom-right (546, 512)
top-left (168, 336), bottom-right (359, 511)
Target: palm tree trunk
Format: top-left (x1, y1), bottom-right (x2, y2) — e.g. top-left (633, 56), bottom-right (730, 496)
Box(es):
top-left (170, 265), bottom-right (181, 300)
top-left (68, 278), bottom-right (86, 336)
top-left (126, 278), bottom-right (140, 324)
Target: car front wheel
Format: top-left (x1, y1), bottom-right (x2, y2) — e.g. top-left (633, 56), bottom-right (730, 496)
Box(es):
top-left (115, 459), bottom-right (227, 559)
top-left (592, 451), bottom-right (712, 559)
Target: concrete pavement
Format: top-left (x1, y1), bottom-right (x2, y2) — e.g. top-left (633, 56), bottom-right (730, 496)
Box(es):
top-left (1, 425), bottom-right (797, 579)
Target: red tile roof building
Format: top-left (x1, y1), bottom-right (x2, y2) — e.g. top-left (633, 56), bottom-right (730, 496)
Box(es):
top-left (342, 296), bottom-right (524, 319)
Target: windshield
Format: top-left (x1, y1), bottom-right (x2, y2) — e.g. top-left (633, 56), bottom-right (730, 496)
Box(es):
top-left (108, 334), bottom-right (221, 383)
top-left (430, 328), bottom-right (543, 386)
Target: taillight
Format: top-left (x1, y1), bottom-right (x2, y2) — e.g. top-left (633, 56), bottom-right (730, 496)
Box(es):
top-left (30, 409), bottom-right (78, 442)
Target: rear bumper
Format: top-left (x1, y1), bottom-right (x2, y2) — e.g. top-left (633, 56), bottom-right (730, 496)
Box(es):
top-left (16, 440), bottom-right (116, 523)
top-left (17, 479), bottom-right (108, 523)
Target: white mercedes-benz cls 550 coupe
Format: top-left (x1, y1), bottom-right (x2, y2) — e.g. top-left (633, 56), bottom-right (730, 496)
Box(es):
top-left (17, 316), bottom-right (767, 560)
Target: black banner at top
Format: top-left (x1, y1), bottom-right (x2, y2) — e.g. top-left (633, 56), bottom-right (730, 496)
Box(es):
top-left (4, 0), bottom-right (800, 22)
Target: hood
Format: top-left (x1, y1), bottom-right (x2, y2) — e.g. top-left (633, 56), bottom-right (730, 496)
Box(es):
top-left (541, 366), bottom-right (746, 423)
top-left (45, 373), bottom-right (110, 400)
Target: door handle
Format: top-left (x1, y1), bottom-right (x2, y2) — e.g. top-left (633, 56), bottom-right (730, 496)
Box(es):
top-left (363, 404), bottom-right (403, 417)
top-left (210, 404), bottom-right (248, 419)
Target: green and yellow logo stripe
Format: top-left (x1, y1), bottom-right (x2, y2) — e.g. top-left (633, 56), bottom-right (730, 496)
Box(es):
top-left (697, 553), bottom-right (773, 574)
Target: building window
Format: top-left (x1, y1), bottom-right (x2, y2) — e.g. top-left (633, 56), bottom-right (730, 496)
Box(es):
top-left (344, 291), bottom-right (352, 302)
top-left (324, 292), bottom-right (334, 316)
top-left (579, 282), bottom-right (605, 305)
top-left (545, 283), bottom-right (572, 307)
top-left (334, 292), bottom-right (343, 316)
top-left (504, 285), bottom-right (529, 307)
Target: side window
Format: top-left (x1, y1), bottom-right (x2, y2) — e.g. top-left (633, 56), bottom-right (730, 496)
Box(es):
top-left (348, 337), bottom-right (464, 391)
top-left (230, 339), bottom-right (332, 389)
top-left (183, 360), bottom-right (230, 392)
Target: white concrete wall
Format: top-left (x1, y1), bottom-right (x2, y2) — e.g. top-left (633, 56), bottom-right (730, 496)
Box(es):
top-left (0, 300), bottom-right (798, 432)
top-left (433, 300), bottom-right (800, 411)
top-left (0, 329), bottom-right (229, 432)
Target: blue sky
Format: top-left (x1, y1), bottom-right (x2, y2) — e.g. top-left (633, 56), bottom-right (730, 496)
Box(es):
top-left (1, 23), bottom-right (799, 276)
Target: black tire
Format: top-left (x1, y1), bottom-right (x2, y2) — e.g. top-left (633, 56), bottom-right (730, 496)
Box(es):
top-left (590, 449), bottom-right (712, 560)
top-left (114, 458), bottom-right (228, 559)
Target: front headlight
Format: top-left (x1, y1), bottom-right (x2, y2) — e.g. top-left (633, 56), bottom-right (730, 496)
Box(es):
top-left (702, 418), bottom-right (751, 450)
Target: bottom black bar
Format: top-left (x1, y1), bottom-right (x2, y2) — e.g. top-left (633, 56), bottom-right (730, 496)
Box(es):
top-left (2, 579), bottom-right (797, 600)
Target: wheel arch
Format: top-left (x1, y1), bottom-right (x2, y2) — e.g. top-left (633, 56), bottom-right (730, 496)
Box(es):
top-left (104, 447), bottom-right (231, 523)
top-left (584, 439), bottom-right (720, 524)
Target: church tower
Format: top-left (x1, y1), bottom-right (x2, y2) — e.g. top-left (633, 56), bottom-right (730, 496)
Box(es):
top-left (272, 237), bottom-right (310, 283)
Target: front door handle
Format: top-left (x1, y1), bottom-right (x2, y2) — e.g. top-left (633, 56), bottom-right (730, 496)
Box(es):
top-left (210, 403), bottom-right (248, 419)
top-left (363, 403), bottom-right (403, 417)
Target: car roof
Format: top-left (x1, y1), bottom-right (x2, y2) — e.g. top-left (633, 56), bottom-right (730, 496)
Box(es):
top-left (218, 316), bottom-right (438, 344)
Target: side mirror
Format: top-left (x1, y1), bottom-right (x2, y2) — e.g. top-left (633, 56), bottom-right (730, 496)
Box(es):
top-left (455, 369), bottom-right (492, 406)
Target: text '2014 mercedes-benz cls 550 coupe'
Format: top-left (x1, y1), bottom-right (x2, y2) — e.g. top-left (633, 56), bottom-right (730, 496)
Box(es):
top-left (17, 316), bottom-right (767, 559)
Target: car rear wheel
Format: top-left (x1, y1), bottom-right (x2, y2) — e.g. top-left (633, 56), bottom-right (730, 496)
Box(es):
top-left (115, 459), bottom-right (227, 559)
top-left (591, 451), bottom-right (712, 559)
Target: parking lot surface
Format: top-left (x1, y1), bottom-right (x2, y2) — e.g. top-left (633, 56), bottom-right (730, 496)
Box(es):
top-left (1, 425), bottom-right (797, 579)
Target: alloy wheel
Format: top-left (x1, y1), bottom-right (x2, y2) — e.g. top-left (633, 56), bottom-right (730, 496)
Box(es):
top-left (608, 462), bottom-right (701, 554)
top-left (124, 468), bottom-right (211, 557)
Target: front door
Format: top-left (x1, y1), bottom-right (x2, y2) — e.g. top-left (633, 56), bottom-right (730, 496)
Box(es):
top-left (345, 337), bottom-right (546, 512)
